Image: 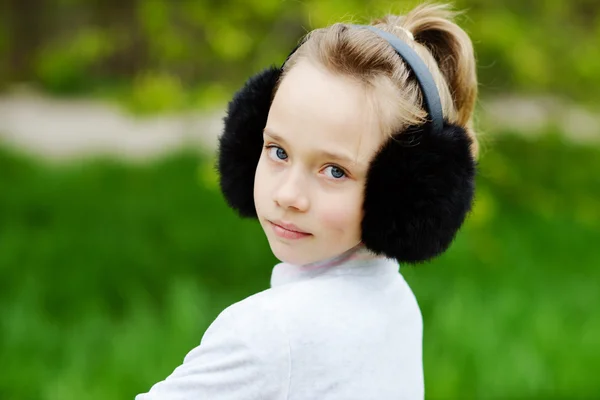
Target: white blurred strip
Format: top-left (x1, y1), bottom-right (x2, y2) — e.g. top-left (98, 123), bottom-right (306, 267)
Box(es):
top-left (0, 89), bottom-right (598, 164)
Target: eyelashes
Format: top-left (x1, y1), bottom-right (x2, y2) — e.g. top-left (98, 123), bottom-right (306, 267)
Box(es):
top-left (266, 144), bottom-right (288, 161)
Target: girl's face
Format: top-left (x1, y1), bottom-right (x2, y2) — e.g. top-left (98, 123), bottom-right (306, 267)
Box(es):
top-left (253, 60), bottom-right (385, 265)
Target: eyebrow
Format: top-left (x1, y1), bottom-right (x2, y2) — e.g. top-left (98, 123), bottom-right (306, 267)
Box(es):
top-left (263, 129), bottom-right (288, 145)
top-left (263, 128), bottom-right (358, 165)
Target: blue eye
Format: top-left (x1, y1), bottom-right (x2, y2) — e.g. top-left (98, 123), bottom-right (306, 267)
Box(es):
top-left (267, 145), bottom-right (288, 160)
top-left (324, 165), bottom-right (346, 179)
top-left (276, 148), bottom-right (288, 160)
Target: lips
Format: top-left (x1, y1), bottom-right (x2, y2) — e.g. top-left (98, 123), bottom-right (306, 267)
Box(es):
top-left (268, 220), bottom-right (312, 240)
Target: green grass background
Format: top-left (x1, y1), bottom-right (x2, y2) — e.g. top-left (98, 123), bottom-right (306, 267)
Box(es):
top-left (1, 131), bottom-right (598, 399)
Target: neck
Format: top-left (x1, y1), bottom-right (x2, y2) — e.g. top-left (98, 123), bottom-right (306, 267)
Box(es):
top-left (270, 243), bottom-right (396, 288)
top-left (297, 242), bottom-right (382, 270)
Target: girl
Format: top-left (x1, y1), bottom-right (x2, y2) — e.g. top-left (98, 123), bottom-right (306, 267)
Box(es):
top-left (136, 2), bottom-right (478, 399)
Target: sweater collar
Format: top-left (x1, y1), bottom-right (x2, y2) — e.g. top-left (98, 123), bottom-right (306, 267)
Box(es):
top-left (270, 243), bottom-right (399, 288)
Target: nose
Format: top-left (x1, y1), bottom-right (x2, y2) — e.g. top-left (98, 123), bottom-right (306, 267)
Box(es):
top-left (273, 168), bottom-right (310, 212)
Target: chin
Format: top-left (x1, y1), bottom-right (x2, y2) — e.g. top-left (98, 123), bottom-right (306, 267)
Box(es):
top-left (268, 242), bottom-right (311, 266)
top-left (268, 240), bottom-right (348, 266)
top-left (266, 237), bottom-right (328, 265)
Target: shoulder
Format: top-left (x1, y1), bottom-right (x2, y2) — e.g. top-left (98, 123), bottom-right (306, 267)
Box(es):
top-left (193, 287), bottom-right (298, 367)
top-left (200, 288), bottom-right (290, 351)
top-left (208, 283), bottom-right (329, 344)
top-left (136, 288), bottom-right (292, 399)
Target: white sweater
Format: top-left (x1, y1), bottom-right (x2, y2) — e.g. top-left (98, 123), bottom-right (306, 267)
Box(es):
top-left (136, 247), bottom-right (424, 399)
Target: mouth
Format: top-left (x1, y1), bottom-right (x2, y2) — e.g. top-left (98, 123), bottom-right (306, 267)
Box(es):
top-left (268, 220), bottom-right (312, 240)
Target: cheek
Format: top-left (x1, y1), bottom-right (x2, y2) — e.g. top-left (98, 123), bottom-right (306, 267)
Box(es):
top-left (316, 188), bottom-right (363, 234)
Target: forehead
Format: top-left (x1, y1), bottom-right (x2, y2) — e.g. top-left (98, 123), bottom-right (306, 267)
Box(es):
top-left (266, 60), bottom-right (384, 163)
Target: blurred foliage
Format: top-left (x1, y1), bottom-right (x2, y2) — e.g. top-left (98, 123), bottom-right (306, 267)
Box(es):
top-left (1, 0), bottom-right (600, 113)
top-left (0, 132), bottom-right (598, 399)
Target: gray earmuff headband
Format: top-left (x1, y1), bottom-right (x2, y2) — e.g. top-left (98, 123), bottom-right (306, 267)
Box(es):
top-left (353, 25), bottom-right (444, 134)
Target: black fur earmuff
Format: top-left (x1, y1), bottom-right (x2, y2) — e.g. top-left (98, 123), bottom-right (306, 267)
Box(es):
top-left (217, 66), bottom-right (280, 218)
top-left (217, 25), bottom-right (476, 264)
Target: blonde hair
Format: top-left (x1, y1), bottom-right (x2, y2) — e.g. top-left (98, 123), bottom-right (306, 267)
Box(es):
top-left (277, 3), bottom-right (479, 158)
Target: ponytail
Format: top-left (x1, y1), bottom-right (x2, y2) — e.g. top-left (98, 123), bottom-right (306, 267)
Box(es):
top-left (373, 3), bottom-right (479, 157)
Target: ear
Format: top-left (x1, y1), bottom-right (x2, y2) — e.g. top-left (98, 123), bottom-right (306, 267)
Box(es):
top-left (361, 122), bottom-right (476, 264)
top-left (217, 66), bottom-right (281, 218)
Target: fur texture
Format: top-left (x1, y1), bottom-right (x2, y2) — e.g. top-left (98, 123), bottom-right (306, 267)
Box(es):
top-left (216, 68), bottom-right (477, 264)
top-left (217, 66), bottom-right (281, 217)
top-left (361, 123), bottom-right (476, 263)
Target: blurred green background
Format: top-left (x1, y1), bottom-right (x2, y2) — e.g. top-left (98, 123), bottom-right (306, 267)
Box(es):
top-left (1, 0), bottom-right (599, 399)
top-left (2, 0), bottom-right (600, 112)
